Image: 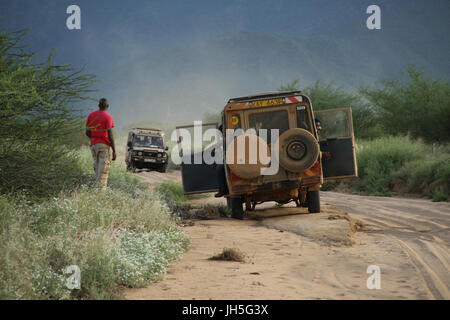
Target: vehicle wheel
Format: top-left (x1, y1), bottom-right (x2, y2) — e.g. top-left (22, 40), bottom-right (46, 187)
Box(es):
top-left (307, 190), bottom-right (320, 213)
top-left (159, 165), bottom-right (167, 173)
top-left (127, 162), bottom-right (136, 173)
top-left (230, 197), bottom-right (244, 220)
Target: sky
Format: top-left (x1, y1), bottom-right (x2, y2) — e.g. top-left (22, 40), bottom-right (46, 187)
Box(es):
top-left (1, 1), bottom-right (374, 68)
top-left (1, 0), bottom-right (449, 125)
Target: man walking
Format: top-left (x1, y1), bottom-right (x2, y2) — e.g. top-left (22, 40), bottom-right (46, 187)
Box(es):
top-left (85, 98), bottom-right (116, 187)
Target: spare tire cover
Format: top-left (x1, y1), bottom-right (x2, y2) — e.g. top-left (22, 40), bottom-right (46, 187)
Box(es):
top-left (278, 128), bottom-right (319, 173)
top-left (226, 134), bottom-right (270, 179)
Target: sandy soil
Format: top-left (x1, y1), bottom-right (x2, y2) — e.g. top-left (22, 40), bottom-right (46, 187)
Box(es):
top-left (125, 169), bottom-right (450, 300)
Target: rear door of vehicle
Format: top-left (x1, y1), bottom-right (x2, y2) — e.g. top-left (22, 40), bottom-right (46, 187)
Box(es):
top-left (314, 108), bottom-right (358, 180)
top-left (175, 122), bottom-right (221, 194)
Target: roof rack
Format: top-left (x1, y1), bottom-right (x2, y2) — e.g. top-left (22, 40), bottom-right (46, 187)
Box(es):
top-left (228, 90), bottom-right (302, 103)
top-left (133, 127), bottom-right (162, 131)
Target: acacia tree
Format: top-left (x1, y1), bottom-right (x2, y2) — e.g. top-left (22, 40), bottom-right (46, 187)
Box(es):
top-left (0, 29), bottom-right (96, 197)
top-left (279, 80), bottom-right (378, 139)
top-left (360, 67), bottom-right (450, 144)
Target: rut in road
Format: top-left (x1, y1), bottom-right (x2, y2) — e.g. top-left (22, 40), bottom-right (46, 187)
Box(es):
top-left (322, 191), bottom-right (450, 300)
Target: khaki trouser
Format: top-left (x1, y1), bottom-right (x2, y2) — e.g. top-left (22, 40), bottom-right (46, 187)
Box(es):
top-left (91, 143), bottom-right (111, 187)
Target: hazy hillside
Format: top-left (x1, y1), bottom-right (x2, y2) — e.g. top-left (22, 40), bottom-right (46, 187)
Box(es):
top-left (5, 1), bottom-right (444, 125)
top-left (106, 26), bottom-right (449, 124)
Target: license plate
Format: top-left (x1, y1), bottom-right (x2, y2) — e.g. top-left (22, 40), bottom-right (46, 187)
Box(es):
top-left (144, 158), bottom-right (156, 162)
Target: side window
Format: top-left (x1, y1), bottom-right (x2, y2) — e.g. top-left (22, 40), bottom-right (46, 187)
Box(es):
top-left (296, 105), bottom-right (310, 131)
top-left (315, 109), bottom-right (351, 140)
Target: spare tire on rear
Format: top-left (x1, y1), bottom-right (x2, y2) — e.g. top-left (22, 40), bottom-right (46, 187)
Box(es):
top-left (278, 128), bottom-right (319, 173)
top-left (226, 134), bottom-right (270, 180)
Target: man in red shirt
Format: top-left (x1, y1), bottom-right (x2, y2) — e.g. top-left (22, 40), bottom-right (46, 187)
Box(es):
top-left (85, 98), bottom-right (117, 187)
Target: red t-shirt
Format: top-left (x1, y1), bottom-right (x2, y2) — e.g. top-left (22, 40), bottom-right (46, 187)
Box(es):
top-left (86, 110), bottom-right (115, 146)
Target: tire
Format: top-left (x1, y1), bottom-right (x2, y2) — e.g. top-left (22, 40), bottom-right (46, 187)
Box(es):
top-left (127, 161), bottom-right (136, 173)
top-left (230, 197), bottom-right (244, 220)
top-left (159, 165), bottom-right (167, 173)
top-left (307, 190), bottom-right (320, 213)
top-left (279, 128), bottom-right (319, 173)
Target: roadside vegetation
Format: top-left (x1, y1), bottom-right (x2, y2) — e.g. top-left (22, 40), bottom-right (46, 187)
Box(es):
top-left (0, 29), bottom-right (189, 299)
top-left (0, 152), bottom-right (190, 299)
top-left (156, 181), bottom-right (189, 207)
top-left (323, 136), bottom-right (449, 201)
top-left (354, 137), bottom-right (449, 200)
top-left (155, 181), bottom-right (227, 219)
top-left (209, 248), bottom-right (247, 262)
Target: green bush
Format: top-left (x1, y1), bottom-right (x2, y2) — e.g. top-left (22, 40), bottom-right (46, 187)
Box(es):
top-left (279, 79), bottom-right (379, 139)
top-left (332, 136), bottom-right (449, 201)
top-left (354, 136), bottom-right (426, 196)
top-left (0, 186), bottom-right (190, 299)
top-left (398, 155), bottom-right (450, 201)
top-left (360, 66), bottom-right (450, 144)
top-left (0, 143), bottom-right (89, 199)
top-left (0, 29), bottom-right (95, 199)
top-left (156, 181), bottom-right (188, 207)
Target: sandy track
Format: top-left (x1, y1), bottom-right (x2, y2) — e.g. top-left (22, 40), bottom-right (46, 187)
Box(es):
top-left (322, 192), bottom-right (450, 299)
top-left (135, 168), bottom-right (181, 187)
top-left (126, 170), bottom-right (450, 300)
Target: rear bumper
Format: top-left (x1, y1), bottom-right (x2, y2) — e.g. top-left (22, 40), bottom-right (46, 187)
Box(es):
top-left (230, 176), bottom-right (321, 196)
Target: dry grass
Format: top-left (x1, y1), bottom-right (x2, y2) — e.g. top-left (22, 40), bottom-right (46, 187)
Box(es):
top-left (209, 247), bottom-right (246, 262)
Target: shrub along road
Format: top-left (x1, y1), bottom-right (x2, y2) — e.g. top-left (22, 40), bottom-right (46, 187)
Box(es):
top-left (126, 169), bottom-right (450, 299)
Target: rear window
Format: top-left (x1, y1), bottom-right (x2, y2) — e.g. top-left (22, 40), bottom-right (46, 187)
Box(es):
top-left (248, 110), bottom-right (290, 142)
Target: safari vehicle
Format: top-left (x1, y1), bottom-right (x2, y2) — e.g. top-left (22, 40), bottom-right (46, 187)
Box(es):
top-left (125, 128), bottom-right (169, 172)
top-left (177, 91), bottom-right (357, 219)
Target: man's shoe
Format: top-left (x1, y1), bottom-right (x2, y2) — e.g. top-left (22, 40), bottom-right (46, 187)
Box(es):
top-left (214, 191), bottom-right (225, 198)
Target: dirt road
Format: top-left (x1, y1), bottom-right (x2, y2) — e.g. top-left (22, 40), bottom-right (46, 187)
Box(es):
top-left (126, 169), bottom-right (450, 299)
